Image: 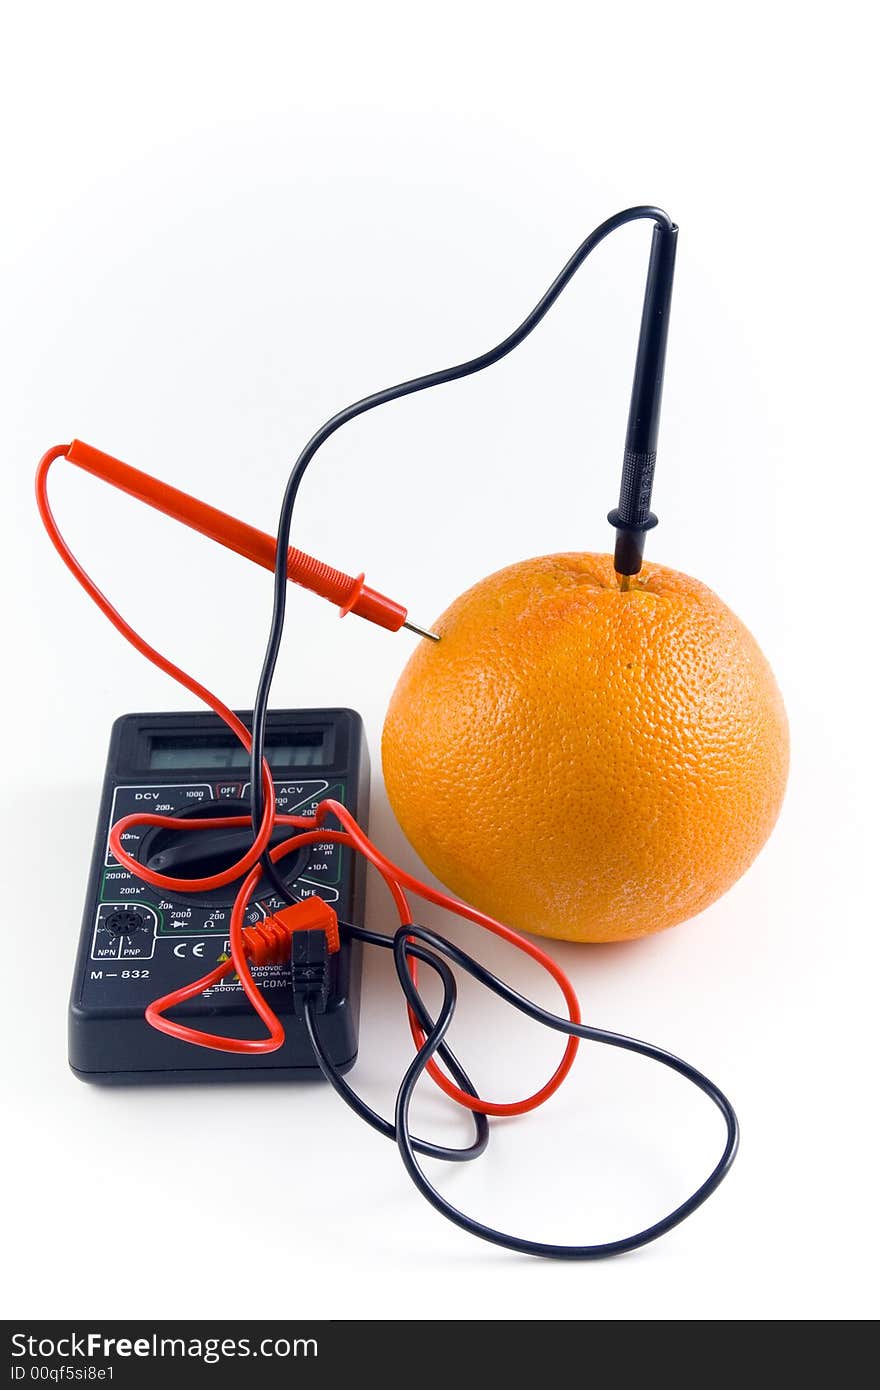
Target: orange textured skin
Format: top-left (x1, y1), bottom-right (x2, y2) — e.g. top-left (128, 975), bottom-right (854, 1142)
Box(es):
top-left (382, 553), bottom-right (789, 943)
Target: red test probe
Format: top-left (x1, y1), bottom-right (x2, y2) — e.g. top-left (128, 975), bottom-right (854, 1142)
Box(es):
top-left (63, 439), bottom-right (438, 640)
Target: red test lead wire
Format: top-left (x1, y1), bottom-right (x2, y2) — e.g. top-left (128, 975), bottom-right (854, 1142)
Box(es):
top-left (37, 442), bottom-right (581, 1118)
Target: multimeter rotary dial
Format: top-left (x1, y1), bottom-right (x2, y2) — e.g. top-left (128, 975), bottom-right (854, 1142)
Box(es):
top-left (138, 799), bottom-right (310, 908)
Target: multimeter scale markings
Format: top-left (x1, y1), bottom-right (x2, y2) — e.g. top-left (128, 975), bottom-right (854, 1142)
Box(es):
top-left (95, 779), bottom-right (345, 959)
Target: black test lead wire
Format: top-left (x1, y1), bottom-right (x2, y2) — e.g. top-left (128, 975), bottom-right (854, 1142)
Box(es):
top-left (247, 205), bottom-right (676, 874)
top-left (248, 206), bottom-right (740, 1256)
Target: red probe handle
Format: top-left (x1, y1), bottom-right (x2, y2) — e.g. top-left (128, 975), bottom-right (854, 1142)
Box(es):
top-left (64, 439), bottom-right (408, 632)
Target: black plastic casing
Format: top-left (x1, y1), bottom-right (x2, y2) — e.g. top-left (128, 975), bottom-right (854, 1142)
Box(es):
top-left (69, 708), bottom-right (369, 1084)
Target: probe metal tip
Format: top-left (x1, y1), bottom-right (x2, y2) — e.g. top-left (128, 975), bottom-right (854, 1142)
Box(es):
top-left (616, 572), bottom-right (632, 593)
top-left (403, 619), bottom-right (441, 642)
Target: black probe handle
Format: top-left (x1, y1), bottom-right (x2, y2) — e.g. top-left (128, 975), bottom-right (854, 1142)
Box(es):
top-left (608, 221), bottom-right (678, 574)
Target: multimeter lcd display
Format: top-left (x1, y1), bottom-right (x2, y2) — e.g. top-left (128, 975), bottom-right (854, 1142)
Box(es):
top-left (147, 729), bottom-right (330, 770)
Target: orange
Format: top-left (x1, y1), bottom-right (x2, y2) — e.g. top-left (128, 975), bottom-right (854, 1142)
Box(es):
top-left (382, 553), bottom-right (788, 943)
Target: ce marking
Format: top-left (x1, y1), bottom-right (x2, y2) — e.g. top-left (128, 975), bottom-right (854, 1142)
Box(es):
top-left (173, 941), bottom-right (206, 958)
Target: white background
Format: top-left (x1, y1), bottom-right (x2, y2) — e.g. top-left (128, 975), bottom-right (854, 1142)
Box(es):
top-left (2, 0), bottom-right (877, 1322)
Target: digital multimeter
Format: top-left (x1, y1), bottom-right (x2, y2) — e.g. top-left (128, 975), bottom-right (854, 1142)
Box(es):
top-left (69, 708), bottom-right (369, 1083)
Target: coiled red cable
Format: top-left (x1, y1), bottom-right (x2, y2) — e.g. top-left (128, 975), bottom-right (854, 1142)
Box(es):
top-left (37, 444), bottom-right (581, 1117)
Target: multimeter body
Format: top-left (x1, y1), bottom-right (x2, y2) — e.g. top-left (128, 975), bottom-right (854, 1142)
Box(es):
top-left (69, 708), bottom-right (369, 1084)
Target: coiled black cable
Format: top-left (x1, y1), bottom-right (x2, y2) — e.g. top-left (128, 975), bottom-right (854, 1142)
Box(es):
top-left (302, 921), bottom-right (738, 1260)
top-left (304, 924), bottom-right (490, 1164)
